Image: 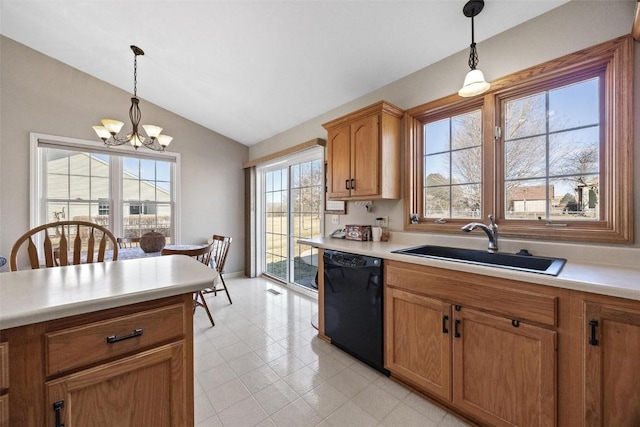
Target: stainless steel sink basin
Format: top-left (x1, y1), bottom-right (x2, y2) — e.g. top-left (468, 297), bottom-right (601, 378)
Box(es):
top-left (392, 245), bottom-right (566, 276)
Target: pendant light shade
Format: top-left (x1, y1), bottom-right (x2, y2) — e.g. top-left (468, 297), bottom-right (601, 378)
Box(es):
top-left (458, 0), bottom-right (490, 98)
top-left (459, 69), bottom-right (491, 97)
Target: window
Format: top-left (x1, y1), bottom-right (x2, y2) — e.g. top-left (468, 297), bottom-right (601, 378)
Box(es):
top-left (502, 77), bottom-right (601, 222)
top-left (405, 36), bottom-right (633, 243)
top-left (31, 134), bottom-right (179, 242)
top-left (258, 148), bottom-right (324, 292)
top-left (422, 107), bottom-right (483, 219)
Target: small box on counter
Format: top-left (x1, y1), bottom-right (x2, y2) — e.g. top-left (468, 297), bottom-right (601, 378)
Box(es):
top-left (345, 225), bottom-right (372, 241)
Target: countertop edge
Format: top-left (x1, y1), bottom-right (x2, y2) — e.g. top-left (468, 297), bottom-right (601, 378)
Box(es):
top-left (0, 256), bottom-right (219, 330)
top-left (300, 238), bottom-right (640, 301)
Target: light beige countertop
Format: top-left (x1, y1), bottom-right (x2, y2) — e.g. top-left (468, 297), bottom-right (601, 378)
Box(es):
top-left (300, 237), bottom-right (640, 301)
top-left (0, 255), bottom-right (218, 330)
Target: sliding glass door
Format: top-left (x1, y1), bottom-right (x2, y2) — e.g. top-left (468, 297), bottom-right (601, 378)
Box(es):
top-left (260, 149), bottom-right (323, 291)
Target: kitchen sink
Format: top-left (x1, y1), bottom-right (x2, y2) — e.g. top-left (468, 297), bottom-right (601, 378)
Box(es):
top-left (392, 245), bottom-right (566, 276)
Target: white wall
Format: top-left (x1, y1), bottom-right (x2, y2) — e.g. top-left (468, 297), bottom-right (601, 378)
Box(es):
top-left (0, 36), bottom-right (248, 273)
top-left (249, 1), bottom-right (640, 252)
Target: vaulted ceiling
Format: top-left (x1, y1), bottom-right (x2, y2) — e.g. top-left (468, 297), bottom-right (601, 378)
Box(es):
top-left (0, 1), bottom-right (568, 146)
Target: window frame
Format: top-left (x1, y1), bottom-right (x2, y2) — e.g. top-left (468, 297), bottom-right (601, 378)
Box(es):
top-left (404, 35), bottom-right (633, 243)
top-left (30, 133), bottom-right (181, 242)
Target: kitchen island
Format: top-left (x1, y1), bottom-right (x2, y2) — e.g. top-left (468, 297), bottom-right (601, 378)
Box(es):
top-left (0, 255), bottom-right (218, 427)
top-left (303, 237), bottom-right (640, 427)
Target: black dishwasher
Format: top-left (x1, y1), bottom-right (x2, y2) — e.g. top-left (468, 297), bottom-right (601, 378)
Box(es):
top-left (323, 249), bottom-right (389, 375)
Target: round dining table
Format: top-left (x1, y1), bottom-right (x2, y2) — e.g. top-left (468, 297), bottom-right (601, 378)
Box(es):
top-left (115, 244), bottom-right (209, 261)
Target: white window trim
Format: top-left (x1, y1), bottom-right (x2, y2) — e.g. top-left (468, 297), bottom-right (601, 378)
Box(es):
top-left (29, 132), bottom-right (181, 242)
top-left (255, 147), bottom-right (324, 283)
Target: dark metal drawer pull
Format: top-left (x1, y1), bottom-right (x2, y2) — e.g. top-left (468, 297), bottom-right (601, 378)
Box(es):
top-left (54, 400), bottom-right (64, 427)
top-left (454, 319), bottom-right (461, 338)
top-left (442, 315), bottom-right (449, 334)
top-left (106, 328), bottom-right (143, 344)
top-left (588, 319), bottom-right (599, 346)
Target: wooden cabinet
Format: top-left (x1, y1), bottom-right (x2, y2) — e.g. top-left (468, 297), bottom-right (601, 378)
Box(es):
top-left (0, 342), bottom-right (8, 427)
top-left (385, 288), bottom-right (451, 400)
top-left (0, 294), bottom-right (193, 427)
top-left (46, 342), bottom-right (186, 426)
top-left (322, 101), bottom-right (403, 200)
top-left (572, 294), bottom-right (640, 426)
top-left (385, 260), bottom-right (559, 427)
top-left (452, 307), bottom-right (556, 427)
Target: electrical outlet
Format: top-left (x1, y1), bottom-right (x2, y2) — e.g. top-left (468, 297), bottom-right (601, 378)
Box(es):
top-left (376, 216), bottom-right (389, 228)
top-left (331, 215), bottom-right (340, 225)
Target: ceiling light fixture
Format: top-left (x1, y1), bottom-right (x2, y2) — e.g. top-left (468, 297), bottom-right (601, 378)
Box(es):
top-left (93, 45), bottom-right (172, 151)
top-left (458, 0), bottom-right (490, 98)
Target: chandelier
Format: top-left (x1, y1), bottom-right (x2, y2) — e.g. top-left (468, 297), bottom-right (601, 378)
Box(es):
top-left (93, 45), bottom-right (173, 151)
top-left (458, 0), bottom-right (491, 98)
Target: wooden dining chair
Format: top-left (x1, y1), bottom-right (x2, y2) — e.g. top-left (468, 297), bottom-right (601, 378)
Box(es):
top-left (10, 220), bottom-right (118, 271)
top-left (203, 235), bottom-right (232, 304)
top-left (117, 237), bottom-right (141, 248)
top-left (161, 243), bottom-right (216, 327)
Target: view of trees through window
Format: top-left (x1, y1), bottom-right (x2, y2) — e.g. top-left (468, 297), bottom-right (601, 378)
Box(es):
top-left (422, 77), bottom-right (600, 222)
top-left (263, 157), bottom-right (322, 290)
top-left (423, 109), bottom-right (482, 218)
top-left (503, 77), bottom-right (600, 221)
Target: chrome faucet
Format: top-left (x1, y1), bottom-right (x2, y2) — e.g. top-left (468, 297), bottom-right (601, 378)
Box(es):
top-left (461, 214), bottom-right (498, 253)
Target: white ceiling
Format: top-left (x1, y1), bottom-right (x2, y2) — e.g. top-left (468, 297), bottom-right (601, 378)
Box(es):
top-left (0, 0), bottom-right (568, 146)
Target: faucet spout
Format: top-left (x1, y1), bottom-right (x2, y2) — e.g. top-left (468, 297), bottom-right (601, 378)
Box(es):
top-left (461, 215), bottom-right (498, 253)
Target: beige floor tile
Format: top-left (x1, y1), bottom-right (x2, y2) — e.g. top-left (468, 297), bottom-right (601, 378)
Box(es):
top-left (205, 377), bottom-right (252, 413)
top-left (324, 401), bottom-right (378, 427)
top-left (253, 379), bottom-right (300, 415)
top-left (271, 397), bottom-right (323, 427)
top-left (194, 277), bottom-right (465, 427)
top-left (217, 396), bottom-right (269, 427)
top-left (352, 382), bottom-right (401, 421)
top-left (301, 382), bottom-right (349, 418)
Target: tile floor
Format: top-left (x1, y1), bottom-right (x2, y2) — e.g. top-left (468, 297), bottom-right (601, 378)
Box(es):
top-left (194, 276), bottom-right (473, 427)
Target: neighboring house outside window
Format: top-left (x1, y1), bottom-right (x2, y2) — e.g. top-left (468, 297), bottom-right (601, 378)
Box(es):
top-left (31, 134), bottom-right (179, 243)
top-left (404, 36), bottom-right (633, 243)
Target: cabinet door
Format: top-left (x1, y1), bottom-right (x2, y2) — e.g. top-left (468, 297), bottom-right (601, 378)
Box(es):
top-left (385, 288), bottom-right (452, 400)
top-left (453, 308), bottom-right (556, 427)
top-left (350, 114), bottom-right (379, 198)
top-left (46, 341), bottom-right (189, 427)
top-left (327, 123), bottom-right (352, 199)
top-left (0, 395), bottom-right (7, 427)
top-left (583, 301), bottom-right (640, 426)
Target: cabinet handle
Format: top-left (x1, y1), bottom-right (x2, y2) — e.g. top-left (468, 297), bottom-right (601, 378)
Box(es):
top-left (442, 315), bottom-right (449, 334)
top-left (53, 400), bottom-right (64, 427)
top-left (588, 319), bottom-right (599, 346)
top-left (454, 319), bottom-right (461, 338)
top-left (350, 178), bottom-right (355, 190)
top-left (345, 179), bottom-right (350, 190)
top-left (106, 328), bottom-right (143, 344)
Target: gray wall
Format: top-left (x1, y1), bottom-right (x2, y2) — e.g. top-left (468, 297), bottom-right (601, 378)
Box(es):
top-left (249, 1), bottom-right (640, 250)
top-left (0, 36), bottom-right (248, 273)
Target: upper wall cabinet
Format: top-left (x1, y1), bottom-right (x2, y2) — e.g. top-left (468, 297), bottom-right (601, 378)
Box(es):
top-left (322, 101), bottom-right (403, 200)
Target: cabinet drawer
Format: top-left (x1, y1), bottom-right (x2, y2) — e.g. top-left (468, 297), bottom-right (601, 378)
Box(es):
top-left (386, 261), bottom-right (558, 327)
top-left (0, 342), bottom-right (8, 391)
top-left (45, 304), bottom-right (186, 376)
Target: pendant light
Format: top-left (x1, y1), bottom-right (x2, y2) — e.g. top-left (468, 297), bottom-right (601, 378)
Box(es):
top-left (458, 0), bottom-right (491, 98)
top-left (93, 45), bottom-right (173, 151)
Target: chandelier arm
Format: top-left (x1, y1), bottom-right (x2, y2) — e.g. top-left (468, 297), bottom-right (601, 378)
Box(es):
top-left (103, 135), bottom-right (130, 146)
